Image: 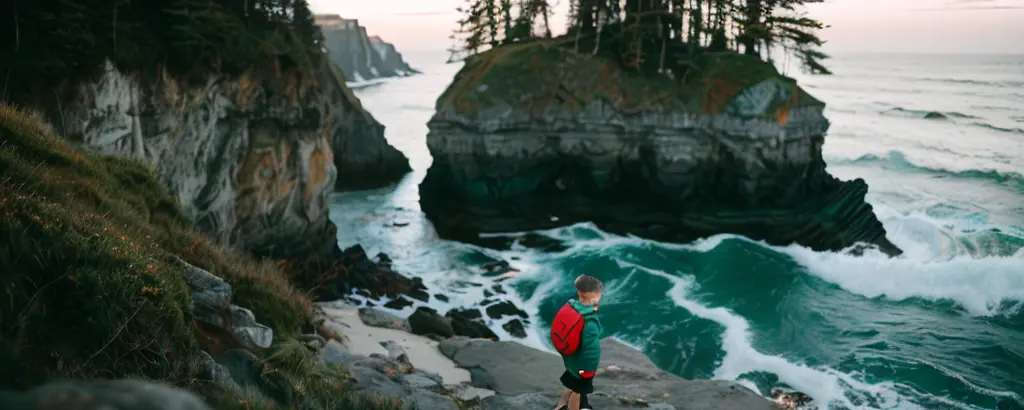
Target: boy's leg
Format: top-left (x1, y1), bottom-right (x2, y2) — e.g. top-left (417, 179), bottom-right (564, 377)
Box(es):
top-left (580, 393), bottom-right (592, 410)
top-left (553, 388), bottom-right (571, 410)
top-left (568, 392), bottom-right (582, 410)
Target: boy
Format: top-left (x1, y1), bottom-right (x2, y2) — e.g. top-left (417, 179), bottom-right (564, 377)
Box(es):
top-left (550, 275), bottom-right (604, 410)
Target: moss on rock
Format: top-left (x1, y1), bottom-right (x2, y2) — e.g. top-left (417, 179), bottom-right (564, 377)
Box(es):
top-left (437, 42), bottom-right (822, 122)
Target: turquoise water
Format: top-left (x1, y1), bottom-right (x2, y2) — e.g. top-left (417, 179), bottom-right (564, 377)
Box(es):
top-left (331, 52), bottom-right (1024, 409)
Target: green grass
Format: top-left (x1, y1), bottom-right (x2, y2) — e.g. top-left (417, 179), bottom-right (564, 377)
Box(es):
top-left (437, 41), bottom-right (824, 121)
top-left (0, 104), bottom-right (402, 409)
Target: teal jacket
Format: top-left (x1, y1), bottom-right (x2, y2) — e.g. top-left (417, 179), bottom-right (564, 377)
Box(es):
top-left (561, 299), bottom-right (602, 378)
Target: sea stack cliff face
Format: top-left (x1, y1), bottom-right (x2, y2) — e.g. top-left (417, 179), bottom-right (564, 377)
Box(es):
top-left (421, 44), bottom-right (902, 255)
top-left (55, 60), bottom-right (408, 263)
top-left (317, 14), bottom-right (420, 82)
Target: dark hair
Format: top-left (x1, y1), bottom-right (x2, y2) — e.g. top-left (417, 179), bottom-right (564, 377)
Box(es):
top-left (574, 275), bottom-right (604, 293)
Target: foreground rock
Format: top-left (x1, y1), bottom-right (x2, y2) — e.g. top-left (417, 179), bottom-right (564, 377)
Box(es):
top-left (440, 337), bottom-right (778, 410)
top-left (316, 14), bottom-right (420, 82)
top-left (0, 380), bottom-right (211, 410)
top-left (420, 44), bottom-right (901, 256)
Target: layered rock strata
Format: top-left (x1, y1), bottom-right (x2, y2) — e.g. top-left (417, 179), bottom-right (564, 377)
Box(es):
top-left (420, 44), bottom-right (901, 255)
top-left (52, 59), bottom-right (409, 269)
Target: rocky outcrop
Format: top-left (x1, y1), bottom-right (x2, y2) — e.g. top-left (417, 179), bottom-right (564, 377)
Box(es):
top-left (50, 59), bottom-right (409, 268)
top-left (420, 44), bottom-right (902, 256)
top-left (321, 62), bottom-right (412, 190)
top-left (325, 302), bottom-right (779, 410)
top-left (440, 337), bottom-right (777, 410)
top-left (317, 15), bottom-right (420, 82)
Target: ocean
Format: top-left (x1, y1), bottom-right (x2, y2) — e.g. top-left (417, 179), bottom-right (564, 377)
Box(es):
top-left (331, 52), bottom-right (1024, 410)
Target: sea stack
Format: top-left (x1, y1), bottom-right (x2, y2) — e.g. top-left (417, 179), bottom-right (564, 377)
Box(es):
top-left (420, 44), bottom-right (902, 256)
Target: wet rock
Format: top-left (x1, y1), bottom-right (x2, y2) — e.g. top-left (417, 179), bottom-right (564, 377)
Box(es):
top-left (502, 319), bottom-right (527, 338)
top-left (408, 307), bottom-right (455, 338)
top-left (0, 380), bottom-right (212, 410)
top-left (491, 284), bottom-right (506, 295)
top-left (321, 245), bottom-right (422, 302)
top-left (403, 390), bottom-right (460, 410)
top-left (485, 301), bottom-right (528, 320)
top-left (483, 289), bottom-right (494, 297)
top-left (406, 278), bottom-right (431, 302)
top-left (447, 308), bottom-right (499, 340)
top-left (359, 307), bottom-right (412, 332)
top-left (434, 293), bottom-right (450, 302)
top-left (384, 297), bottom-right (415, 310)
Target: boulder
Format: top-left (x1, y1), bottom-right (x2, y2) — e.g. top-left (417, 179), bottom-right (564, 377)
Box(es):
top-left (408, 307), bottom-right (455, 338)
top-left (420, 44), bottom-right (901, 256)
top-left (0, 380), bottom-right (211, 410)
top-left (485, 301), bottom-right (529, 320)
top-left (359, 307), bottom-right (412, 332)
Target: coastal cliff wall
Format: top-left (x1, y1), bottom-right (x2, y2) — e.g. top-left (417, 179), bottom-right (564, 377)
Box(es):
top-left (317, 16), bottom-right (420, 82)
top-left (421, 44), bottom-right (901, 255)
top-left (54, 59), bottom-right (409, 264)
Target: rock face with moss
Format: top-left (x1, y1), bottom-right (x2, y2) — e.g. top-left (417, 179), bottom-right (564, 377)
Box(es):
top-left (420, 44), bottom-right (901, 255)
top-left (54, 60), bottom-right (408, 264)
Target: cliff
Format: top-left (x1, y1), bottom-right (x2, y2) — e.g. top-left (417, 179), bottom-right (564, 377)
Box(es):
top-left (317, 15), bottom-right (421, 82)
top-left (48, 59), bottom-right (409, 269)
top-left (0, 105), bottom-right (400, 409)
top-left (420, 43), bottom-right (902, 256)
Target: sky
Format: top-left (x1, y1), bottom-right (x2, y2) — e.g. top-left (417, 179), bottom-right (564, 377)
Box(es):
top-left (307, 0), bottom-right (1024, 54)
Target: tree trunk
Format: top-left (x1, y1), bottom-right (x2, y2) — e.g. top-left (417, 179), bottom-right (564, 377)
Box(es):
top-left (742, 0), bottom-right (761, 55)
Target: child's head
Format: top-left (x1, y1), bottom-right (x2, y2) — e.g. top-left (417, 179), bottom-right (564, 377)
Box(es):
top-left (574, 275), bottom-right (604, 305)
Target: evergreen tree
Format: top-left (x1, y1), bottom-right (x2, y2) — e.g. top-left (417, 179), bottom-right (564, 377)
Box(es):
top-left (445, 0), bottom-right (832, 75)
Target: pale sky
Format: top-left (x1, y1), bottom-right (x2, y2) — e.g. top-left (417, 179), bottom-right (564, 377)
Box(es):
top-left (308, 0), bottom-right (1024, 54)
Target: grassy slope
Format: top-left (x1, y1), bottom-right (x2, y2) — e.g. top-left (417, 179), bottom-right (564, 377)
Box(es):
top-left (0, 104), bottom-right (399, 410)
top-left (437, 41), bottom-right (823, 121)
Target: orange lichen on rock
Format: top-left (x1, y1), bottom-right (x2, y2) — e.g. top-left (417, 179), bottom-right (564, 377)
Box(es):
top-left (306, 147), bottom-right (328, 203)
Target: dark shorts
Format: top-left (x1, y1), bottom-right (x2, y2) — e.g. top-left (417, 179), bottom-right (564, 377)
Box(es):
top-left (560, 371), bottom-right (595, 395)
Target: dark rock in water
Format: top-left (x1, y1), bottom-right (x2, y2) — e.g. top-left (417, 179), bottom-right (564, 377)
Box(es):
top-left (483, 289), bottom-right (495, 297)
top-left (481, 298), bottom-right (497, 306)
top-left (0, 380), bottom-right (212, 410)
top-left (384, 297), bottom-right (414, 310)
top-left (924, 111), bottom-right (948, 120)
top-left (406, 277), bottom-right (431, 302)
top-left (434, 293), bottom-right (451, 302)
top-left (317, 245), bottom-right (422, 302)
top-left (408, 307), bottom-right (455, 338)
top-left (502, 319), bottom-right (527, 338)
top-left (770, 387), bottom-right (815, 410)
top-left (440, 337), bottom-right (777, 410)
top-left (447, 308), bottom-right (499, 340)
top-left (419, 45), bottom-right (901, 257)
top-left (486, 301), bottom-right (529, 320)
top-left (491, 284), bottom-right (507, 295)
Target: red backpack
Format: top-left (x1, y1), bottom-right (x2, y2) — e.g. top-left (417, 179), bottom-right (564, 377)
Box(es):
top-left (550, 302), bottom-right (585, 356)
